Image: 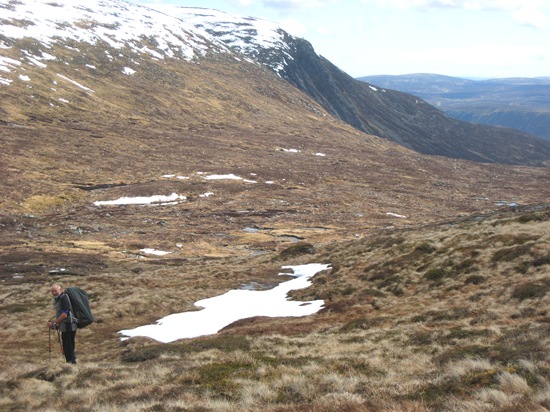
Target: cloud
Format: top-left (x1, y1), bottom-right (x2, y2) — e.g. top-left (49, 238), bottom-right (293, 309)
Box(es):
top-left (363, 0), bottom-right (528, 9)
top-left (279, 18), bottom-right (308, 36)
top-left (316, 26), bottom-right (332, 36)
top-left (235, 0), bottom-right (337, 9)
top-left (513, 4), bottom-right (550, 28)
top-left (360, 0), bottom-right (538, 11)
top-left (362, 0), bottom-right (549, 28)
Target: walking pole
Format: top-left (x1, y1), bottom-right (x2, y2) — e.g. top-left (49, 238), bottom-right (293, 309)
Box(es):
top-left (57, 328), bottom-right (64, 359)
top-left (48, 326), bottom-right (52, 362)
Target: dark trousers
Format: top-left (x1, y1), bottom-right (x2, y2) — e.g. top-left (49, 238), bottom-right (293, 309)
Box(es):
top-left (62, 330), bottom-right (77, 364)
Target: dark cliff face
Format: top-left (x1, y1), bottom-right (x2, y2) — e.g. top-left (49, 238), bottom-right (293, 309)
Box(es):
top-left (277, 37), bottom-right (550, 166)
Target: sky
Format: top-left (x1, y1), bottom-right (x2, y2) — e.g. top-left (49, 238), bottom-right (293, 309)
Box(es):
top-left (127, 0), bottom-right (550, 79)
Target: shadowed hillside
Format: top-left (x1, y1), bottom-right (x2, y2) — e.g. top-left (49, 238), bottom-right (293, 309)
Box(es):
top-left (279, 40), bottom-right (550, 165)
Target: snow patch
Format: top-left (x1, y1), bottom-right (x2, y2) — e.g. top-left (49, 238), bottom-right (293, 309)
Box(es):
top-left (94, 193), bottom-right (186, 206)
top-left (119, 263), bottom-right (330, 343)
top-left (155, 6), bottom-right (292, 73)
top-left (140, 248), bottom-right (171, 256)
top-left (122, 67), bottom-right (136, 75)
top-left (0, 0), bottom-right (227, 63)
top-left (386, 212), bottom-right (407, 219)
top-left (57, 73), bottom-right (94, 93)
top-left (26, 57), bottom-right (47, 68)
top-left (495, 201), bottom-right (519, 207)
top-left (0, 55), bottom-right (21, 73)
top-left (204, 174), bottom-right (243, 180)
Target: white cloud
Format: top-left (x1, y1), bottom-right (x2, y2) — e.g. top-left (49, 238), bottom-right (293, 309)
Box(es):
top-left (363, 0), bottom-right (528, 8)
top-left (315, 26), bottom-right (331, 35)
top-left (394, 42), bottom-right (550, 77)
top-left (280, 18), bottom-right (307, 36)
top-left (362, 0), bottom-right (549, 28)
top-left (235, 0), bottom-right (337, 9)
top-left (513, 4), bottom-right (550, 28)
top-left (363, 0), bottom-right (546, 12)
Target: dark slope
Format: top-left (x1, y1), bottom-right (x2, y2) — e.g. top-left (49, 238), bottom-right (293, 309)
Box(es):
top-left (277, 38), bottom-right (550, 166)
top-left (139, 5), bottom-right (550, 166)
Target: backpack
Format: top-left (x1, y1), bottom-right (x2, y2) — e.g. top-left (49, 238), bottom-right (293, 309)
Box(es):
top-left (65, 287), bottom-right (94, 328)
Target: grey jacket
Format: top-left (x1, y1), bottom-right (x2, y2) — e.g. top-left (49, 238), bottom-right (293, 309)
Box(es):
top-left (53, 293), bottom-right (78, 332)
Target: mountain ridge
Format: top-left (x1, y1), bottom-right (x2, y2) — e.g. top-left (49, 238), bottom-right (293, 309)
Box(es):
top-left (153, 7), bottom-right (550, 166)
top-left (278, 46), bottom-right (550, 165)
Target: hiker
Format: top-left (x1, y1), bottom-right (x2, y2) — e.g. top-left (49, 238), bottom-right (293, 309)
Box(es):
top-left (48, 283), bottom-right (78, 364)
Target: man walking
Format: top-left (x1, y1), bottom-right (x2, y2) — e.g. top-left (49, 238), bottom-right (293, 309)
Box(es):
top-left (48, 283), bottom-right (78, 364)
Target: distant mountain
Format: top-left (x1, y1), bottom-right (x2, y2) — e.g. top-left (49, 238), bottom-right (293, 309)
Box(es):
top-left (2, 1), bottom-right (550, 166)
top-left (358, 74), bottom-right (550, 143)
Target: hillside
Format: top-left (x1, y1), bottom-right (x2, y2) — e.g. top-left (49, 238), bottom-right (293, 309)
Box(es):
top-left (4, 1), bottom-right (549, 165)
top-left (359, 73), bottom-right (550, 142)
top-left (2, 204), bottom-right (549, 411)
top-left (163, 9), bottom-right (550, 165)
top-left (1, 1), bottom-right (550, 411)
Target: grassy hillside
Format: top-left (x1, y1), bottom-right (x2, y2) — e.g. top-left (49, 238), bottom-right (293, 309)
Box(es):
top-left (1, 204), bottom-right (549, 411)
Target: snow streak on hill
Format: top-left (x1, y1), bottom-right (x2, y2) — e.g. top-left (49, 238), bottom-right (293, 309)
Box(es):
top-left (0, 0), bottom-right (295, 87)
top-left (151, 6), bottom-right (295, 74)
top-left (0, 0), bottom-right (230, 55)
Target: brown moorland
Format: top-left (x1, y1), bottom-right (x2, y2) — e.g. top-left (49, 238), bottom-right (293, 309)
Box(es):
top-left (1, 36), bottom-right (550, 411)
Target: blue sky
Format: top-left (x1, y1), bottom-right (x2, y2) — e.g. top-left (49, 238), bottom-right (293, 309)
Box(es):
top-left (129, 0), bottom-right (550, 79)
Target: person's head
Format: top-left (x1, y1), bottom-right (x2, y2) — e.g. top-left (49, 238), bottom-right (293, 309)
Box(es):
top-left (50, 283), bottom-right (63, 297)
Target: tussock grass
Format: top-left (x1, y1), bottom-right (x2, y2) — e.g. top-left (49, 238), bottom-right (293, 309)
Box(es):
top-left (1, 205), bottom-right (550, 410)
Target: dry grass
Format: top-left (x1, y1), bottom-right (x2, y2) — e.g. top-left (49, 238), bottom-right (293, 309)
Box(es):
top-left (1, 205), bottom-right (549, 411)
